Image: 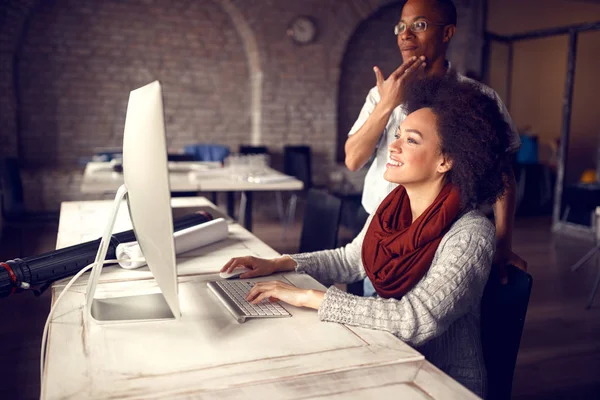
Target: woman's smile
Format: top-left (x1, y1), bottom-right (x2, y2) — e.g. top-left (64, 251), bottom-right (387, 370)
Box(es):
top-left (386, 156), bottom-right (404, 168)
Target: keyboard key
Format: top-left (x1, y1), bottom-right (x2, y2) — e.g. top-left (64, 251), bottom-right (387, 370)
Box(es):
top-left (212, 280), bottom-right (291, 319)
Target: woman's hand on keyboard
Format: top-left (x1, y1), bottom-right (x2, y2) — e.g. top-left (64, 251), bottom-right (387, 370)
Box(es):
top-left (220, 255), bottom-right (296, 279)
top-left (246, 280), bottom-right (325, 309)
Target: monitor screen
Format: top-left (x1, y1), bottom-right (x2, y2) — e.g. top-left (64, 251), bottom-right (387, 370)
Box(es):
top-left (122, 81), bottom-right (180, 318)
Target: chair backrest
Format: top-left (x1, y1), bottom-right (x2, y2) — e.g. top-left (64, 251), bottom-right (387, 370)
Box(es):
top-left (0, 157), bottom-right (25, 218)
top-left (0, 184), bottom-right (3, 235)
top-left (481, 264), bottom-right (533, 400)
top-left (516, 134), bottom-right (539, 164)
top-left (239, 145), bottom-right (268, 155)
top-left (284, 145), bottom-right (311, 190)
top-left (514, 163), bottom-right (555, 216)
top-left (183, 144), bottom-right (230, 162)
top-left (167, 153), bottom-right (196, 162)
top-left (299, 189), bottom-right (342, 253)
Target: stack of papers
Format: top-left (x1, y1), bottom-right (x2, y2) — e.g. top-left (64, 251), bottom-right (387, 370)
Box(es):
top-left (247, 175), bottom-right (294, 184)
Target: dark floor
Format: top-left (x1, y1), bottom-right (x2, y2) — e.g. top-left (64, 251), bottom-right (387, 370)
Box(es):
top-left (1, 209), bottom-right (599, 400)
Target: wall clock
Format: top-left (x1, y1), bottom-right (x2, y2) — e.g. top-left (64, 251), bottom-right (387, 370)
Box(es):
top-left (287, 16), bottom-right (318, 45)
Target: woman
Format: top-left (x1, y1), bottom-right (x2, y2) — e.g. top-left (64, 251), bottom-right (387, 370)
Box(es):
top-left (221, 75), bottom-right (511, 397)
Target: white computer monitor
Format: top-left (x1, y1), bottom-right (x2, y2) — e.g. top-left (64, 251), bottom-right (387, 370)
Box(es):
top-left (85, 81), bottom-right (180, 323)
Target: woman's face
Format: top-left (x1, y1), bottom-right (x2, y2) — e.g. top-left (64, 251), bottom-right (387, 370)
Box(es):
top-left (383, 107), bottom-right (451, 186)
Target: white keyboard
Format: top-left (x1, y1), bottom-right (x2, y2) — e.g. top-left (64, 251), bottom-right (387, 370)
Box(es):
top-left (207, 280), bottom-right (291, 323)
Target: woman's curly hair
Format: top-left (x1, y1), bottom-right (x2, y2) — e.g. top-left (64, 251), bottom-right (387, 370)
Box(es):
top-left (403, 74), bottom-right (512, 207)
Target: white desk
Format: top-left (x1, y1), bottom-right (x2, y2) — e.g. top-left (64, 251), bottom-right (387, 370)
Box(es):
top-left (81, 162), bottom-right (303, 231)
top-left (80, 161), bottom-right (219, 193)
top-left (42, 198), bottom-right (479, 399)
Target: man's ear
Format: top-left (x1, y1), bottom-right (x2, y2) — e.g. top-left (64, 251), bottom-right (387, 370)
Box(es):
top-left (443, 25), bottom-right (455, 44)
top-left (437, 156), bottom-right (453, 174)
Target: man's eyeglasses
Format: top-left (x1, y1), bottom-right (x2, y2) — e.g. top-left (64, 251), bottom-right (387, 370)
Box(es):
top-left (394, 20), bottom-right (447, 35)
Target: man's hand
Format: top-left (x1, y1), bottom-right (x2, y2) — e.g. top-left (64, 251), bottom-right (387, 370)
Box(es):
top-left (374, 56), bottom-right (426, 111)
top-left (246, 280), bottom-right (325, 310)
top-left (494, 244), bottom-right (528, 285)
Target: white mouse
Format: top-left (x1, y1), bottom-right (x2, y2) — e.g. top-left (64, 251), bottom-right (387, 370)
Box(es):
top-left (219, 267), bottom-right (251, 280)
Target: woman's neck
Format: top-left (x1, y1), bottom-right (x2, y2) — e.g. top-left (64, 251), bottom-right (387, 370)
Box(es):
top-left (405, 178), bottom-right (447, 223)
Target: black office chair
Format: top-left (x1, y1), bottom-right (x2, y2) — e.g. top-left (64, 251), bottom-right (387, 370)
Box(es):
top-left (239, 145), bottom-right (269, 155)
top-left (284, 145), bottom-right (312, 190)
top-left (282, 145), bottom-right (312, 219)
top-left (0, 158), bottom-right (59, 222)
top-left (561, 183), bottom-right (600, 308)
top-left (481, 264), bottom-right (533, 400)
top-left (298, 188), bottom-right (342, 253)
top-left (0, 157), bottom-right (59, 255)
top-left (167, 153), bottom-right (196, 162)
top-left (513, 163), bottom-right (555, 217)
top-left (561, 183), bottom-right (600, 227)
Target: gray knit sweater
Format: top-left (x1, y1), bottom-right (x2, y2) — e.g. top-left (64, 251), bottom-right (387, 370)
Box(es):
top-left (290, 209), bottom-right (494, 398)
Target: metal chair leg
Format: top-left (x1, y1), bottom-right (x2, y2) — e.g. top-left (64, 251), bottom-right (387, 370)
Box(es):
top-left (238, 192), bottom-right (247, 226)
top-left (561, 205), bottom-right (571, 222)
top-left (586, 255), bottom-right (600, 309)
top-left (571, 243), bottom-right (600, 272)
top-left (275, 192), bottom-right (288, 239)
top-left (287, 193), bottom-right (297, 227)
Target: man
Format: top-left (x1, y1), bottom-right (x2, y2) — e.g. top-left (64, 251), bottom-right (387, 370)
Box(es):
top-left (345, 0), bottom-right (526, 294)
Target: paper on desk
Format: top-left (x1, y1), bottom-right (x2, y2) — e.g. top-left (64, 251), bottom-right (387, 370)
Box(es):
top-left (247, 174), bottom-right (294, 184)
top-left (115, 218), bottom-right (228, 269)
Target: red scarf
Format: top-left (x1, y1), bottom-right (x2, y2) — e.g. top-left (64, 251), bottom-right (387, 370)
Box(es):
top-left (362, 183), bottom-right (462, 299)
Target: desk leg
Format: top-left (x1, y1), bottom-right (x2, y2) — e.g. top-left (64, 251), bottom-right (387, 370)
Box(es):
top-left (243, 191), bottom-right (253, 232)
top-left (226, 192), bottom-right (235, 219)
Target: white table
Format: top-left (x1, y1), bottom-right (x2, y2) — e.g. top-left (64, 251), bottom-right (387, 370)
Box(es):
top-left (42, 197), bottom-right (479, 400)
top-left (81, 162), bottom-right (304, 231)
top-left (80, 161), bottom-right (220, 193)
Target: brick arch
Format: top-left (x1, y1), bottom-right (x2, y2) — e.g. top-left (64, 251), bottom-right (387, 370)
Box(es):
top-left (333, 0), bottom-right (406, 162)
top-left (214, 0), bottom-right (263, 145)
top-left (13, 0), bottom-right (251, 166)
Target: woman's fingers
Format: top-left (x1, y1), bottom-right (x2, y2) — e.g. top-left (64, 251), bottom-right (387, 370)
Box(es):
top-left (224, 256), bottom-right (254, 273)
top-left (220, 258), bottom-right (236, 272)
top-left (247, 281), bottom-right (268, 299)
top-left (246, 281), bottom-right (285, 302)
top-left (250, 291), bottom-right (273, 305)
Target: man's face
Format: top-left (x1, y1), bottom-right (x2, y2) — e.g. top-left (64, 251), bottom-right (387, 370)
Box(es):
top-left (397, 0), bottom-right (449, 63)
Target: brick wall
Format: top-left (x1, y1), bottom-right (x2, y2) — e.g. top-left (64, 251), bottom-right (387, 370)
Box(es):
top-left (0, 0), bottom-right (38, 159)
top-left (17, 0), bottom-right (250, 167)
top-left (1, 0), bottom-right (484, 212)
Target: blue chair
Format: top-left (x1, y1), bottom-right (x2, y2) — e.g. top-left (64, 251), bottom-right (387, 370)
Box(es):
top-left (184, 144), bottom-right (230, 163)
top-left (183, 144), bottom-right (230, 204)
top-left (481, 264), bottom-right (533, 400)
top-left (516, 134), bottom-right (538, 164)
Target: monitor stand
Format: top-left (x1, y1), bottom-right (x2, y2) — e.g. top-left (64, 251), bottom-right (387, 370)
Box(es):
top-left (85, 184), bottom-right (176, 324)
